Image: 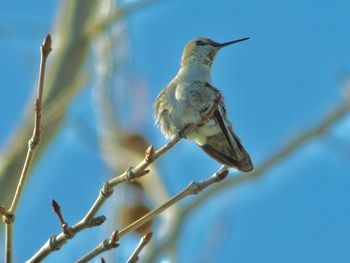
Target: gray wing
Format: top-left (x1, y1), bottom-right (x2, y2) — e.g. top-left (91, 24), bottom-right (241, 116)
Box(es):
top-left (199, 84), bottom-right (253, 172)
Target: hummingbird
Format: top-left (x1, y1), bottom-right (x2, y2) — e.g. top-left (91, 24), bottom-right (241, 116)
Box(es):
top-left (154, 37), bottom-right (253, 172)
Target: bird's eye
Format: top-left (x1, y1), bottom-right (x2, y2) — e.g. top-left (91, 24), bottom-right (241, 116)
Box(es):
top-left (195, 40), bottom-right (206, 46)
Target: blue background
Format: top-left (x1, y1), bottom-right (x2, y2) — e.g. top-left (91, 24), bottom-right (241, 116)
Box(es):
top-left (0, 0), bottom-right (350, 262)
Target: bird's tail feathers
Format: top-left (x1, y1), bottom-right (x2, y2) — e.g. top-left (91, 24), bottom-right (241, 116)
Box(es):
top-left (199, 132), bottom-right (253, 172)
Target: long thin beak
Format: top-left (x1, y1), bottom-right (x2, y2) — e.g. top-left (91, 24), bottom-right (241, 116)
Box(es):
top-left (217, 37), bottom-right (250, 47)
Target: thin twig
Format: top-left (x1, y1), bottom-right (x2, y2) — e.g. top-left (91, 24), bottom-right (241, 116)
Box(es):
top-left (8, 34), bottom-right (52, 214)
top-left (126, 232), bottom-right (153, 263)
top-left (52, 199), bottom-right (66, 225)
top-left (26, 96), bottom-right (222, 263)
top-left (118, 166), bottom-right (228, 238)
top-left (145, 97), bottom-right (350, 263)
top-left (77, 167), bottom-right (228, 262)
top-left (0, 34), bottom-right (52, 263)
top-left (5, 223), bottom-right (13, 263)
top-left (52, 199), bottom-right (74, 238)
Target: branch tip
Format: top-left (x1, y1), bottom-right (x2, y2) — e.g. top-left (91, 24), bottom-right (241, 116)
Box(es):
top-left (41, 34), bottom-right (52, 56)
top-left (126, 231), bottom-right (153, 263)
top-left (91, 215), bottom-right (106, 226)
top-left (144, 232), bottom-right (153, 242)
top-left (109, 230), bottom-right (119, 244)
top-left (51, 199), bottom-right (66, 226)
top-left (51, 199), bottom-right (60, 213)
top-left (145, 145), bottom-right (155, 163)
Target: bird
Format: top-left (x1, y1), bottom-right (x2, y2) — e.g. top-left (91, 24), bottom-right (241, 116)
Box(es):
top-left (153, 37), bottom-right (253, 172)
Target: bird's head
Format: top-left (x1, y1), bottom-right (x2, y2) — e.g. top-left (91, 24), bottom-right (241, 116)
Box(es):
top-left (181, 37), bottom-right (249, 67)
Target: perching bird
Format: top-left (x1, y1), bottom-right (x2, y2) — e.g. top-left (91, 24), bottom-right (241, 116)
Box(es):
top-left (154, 37), bottom-right (253, 172)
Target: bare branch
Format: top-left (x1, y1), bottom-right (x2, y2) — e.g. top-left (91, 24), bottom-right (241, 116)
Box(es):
top-left (9, 33), bottom-right (52, 214)
top-left (0, 34), bottom-right (52, 263)
top-left (52, 199), bottom-right (74, 238)
top-left (77, 167), bottom-right (228, 262)
top-left (26, 96), bottom-right (221, 262)
top-left (118, 166), bottom-right (228, 238)
top-left (126, 232), bottom-right (153, 263)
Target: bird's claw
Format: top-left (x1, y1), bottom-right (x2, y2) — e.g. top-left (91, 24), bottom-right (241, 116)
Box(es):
top-left (177, 127), bottom-right (188, 138)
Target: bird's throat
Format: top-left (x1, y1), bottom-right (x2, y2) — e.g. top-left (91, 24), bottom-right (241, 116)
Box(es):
top-left (178, 62), bottom-right (212, 83)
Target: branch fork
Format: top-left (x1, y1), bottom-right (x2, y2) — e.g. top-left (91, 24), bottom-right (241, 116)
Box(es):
top-left (52, 200), bottom-right (74, 239)
top-left (1, 212), bottom-right (15, 225)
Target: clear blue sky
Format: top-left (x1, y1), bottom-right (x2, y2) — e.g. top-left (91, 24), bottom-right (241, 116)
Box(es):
top-left (0, 0), bottom-right (350, 262)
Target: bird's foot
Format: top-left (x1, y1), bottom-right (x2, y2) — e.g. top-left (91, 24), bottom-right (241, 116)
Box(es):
top-left (177, 127), bottom-right (188, 138)
top-left (199, 94), bottom-right (222, 125)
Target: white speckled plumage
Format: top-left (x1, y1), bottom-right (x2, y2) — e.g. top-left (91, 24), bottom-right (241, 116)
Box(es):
top-left (154, 37), bottom-right (253, 172)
